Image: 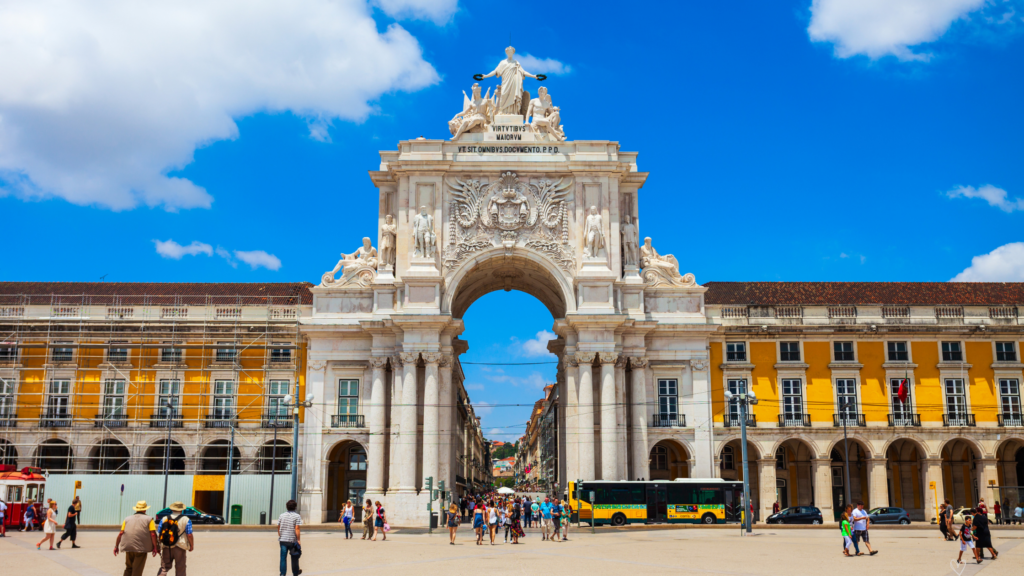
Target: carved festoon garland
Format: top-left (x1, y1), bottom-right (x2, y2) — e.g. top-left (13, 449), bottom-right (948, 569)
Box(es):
top-left (308, 360), bottom-right (327, 371)
top-left (443, 172), bottom-right (575, 272)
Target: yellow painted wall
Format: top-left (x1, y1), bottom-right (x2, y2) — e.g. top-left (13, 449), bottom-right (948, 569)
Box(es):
top-left (966, 341), bottom-right (996, 423)
top-left (858, 342), bottom-right (888, 423)
top-left (804, 342), bottom-right (833, 424)
top-left (750, 342), bottom-right (778, 425)
top-left (912, 342), bottom-right (943, 424)
top-left (710, 342), bottom-right (724, 422)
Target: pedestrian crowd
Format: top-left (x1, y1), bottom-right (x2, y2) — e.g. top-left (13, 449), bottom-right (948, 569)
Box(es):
top-left (937, 497), bottom-right (1001, 566)
top-left (447, 491), bottom-right (572, 546)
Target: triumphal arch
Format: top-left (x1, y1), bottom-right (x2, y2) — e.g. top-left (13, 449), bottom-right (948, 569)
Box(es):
top-left (298, 47), bottom-right (715, 524)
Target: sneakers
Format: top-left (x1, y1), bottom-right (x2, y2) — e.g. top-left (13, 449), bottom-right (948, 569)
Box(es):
top-left (72, 545), bottom-right (81, 549)
top-left (56, 541), bottom-right (61, 549)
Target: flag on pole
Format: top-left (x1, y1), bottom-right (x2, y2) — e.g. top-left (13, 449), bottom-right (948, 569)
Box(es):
top-left (897, 372), bottom-right (909, 403)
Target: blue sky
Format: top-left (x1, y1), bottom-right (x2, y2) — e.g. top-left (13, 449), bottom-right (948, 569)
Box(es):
top-left (2, 0), bottom-right (1023, 442)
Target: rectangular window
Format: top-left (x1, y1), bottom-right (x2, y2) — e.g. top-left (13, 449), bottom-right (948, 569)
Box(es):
top-left (944, 378), bottom-right (967, 419)
top-left (727, 379), bottom-right (747, 424)
top-left (775, 449), bottom-right (787, 470)
top-left (103, 379), bottom-right (126, 417)
top-left (216, 342), bottom-right (236, 362)
top-left (833, 342), bottom-right (854, 362)
top-left (779, 342), bottom-right (800, 362)
top-left (722, 447), bottom-right (735, 470)
top-left (996, 342), bottom-right (1017, 362)
top-left (107, 346), bottom-right (129, 363)
top-left (999, 379), bottom-right (1021, 419)
top-left (46, 379), bottom-right (71, 418)
top-left (270, 347), bottom-right (292, 363)
top-left (337, 379), bottom-right (359, 423)
top-left (836, 378), bottom-right (858, 424)
top-left (52, 343), bottom-right (73, 363)
top-left (941, 342), bottom-right (963, 362)
top-left (887, 342), bottom-right (909, 362)
top-left (889, 378), bottom-right (913, 424)
top-left (0, 378), bottom-right (13, 417)
top-left (781, 379), bottom-right (803, 424)
top-left (213, 380), bottom-right (235, 418)
top-left (161, 346), bottom-right (182, 363)
top-left (726, 342), bottom-right (746, 362)
top-left (658, 379), bottom-right (678, 424)
top-left (0, 345), bottom-right (17, 362)
top-left (268, 380), bottom-right (291, 420)
top-left (158, 379), bottom-right (180, 416)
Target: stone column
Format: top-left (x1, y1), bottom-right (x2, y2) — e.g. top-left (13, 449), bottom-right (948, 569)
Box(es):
top-left (422, 352), bottom-right (441, 493)
top-left (977, 458), bottom-right (999, 507)
top-left (398, 352), bottom-right (420, 492)
top-left (757, 458), bottom-right (777, 521)
top-left (438, 356), bottom-right (453, 494)
top-left (921, 458), bottom-right (943, 523)
top-left (299, 360), bottom-right (326, 523)
top-left (367, 357), bottom-right (388, 495)
top-left (387, 356), bottom-right (403, 493)
top-left (614, 356), bottom-right (628, 480)
top-left (690, 359), bottom-right (714, 478)
top-left (867, 458), bottom-right (889, 510)
top-left (630, 357), bottom-right (649, 481)
top-left (576, 352), bottom-right (596, 481)
top-left (563, 354), bottom-right (579, 484)
top-left (812, 458), bottom-right (836, 524)
top-left (600, 353), bottom-right (618, 481)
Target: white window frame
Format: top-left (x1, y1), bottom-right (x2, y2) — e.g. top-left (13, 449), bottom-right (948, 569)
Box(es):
top-left (102, 379), bottom-right (126, 418)
top-left (216, 342), bottom-right (237, 363)
top-left (834, 377), bottom-right (859, 425)
top-left (51, 342), bottom-right (74, 363)
top-left (657, 378), bottom-right (679, 425)
top-left (997, 378), bottom-right (1021, 426)
top-left (888, 377), bottom-right (915, 425)
top-left (270, 346), bottom-right (292, 364)
top-left (778, 341), bottom-right (802, 363)
top-left (994, 341), bottom-right (1018, 363)
top-left (157, 379), bottom-right (181, 416)
top-left (46, 379), bottom-right (72, 419)
top-left (337, 378), bottom-right (360, 423)
top-left (832, 341), bottom-right (856, 363)
top-left (943, 377), bottom-right (969, 424)
top-left (212, 380), bottom-right (235, 419)
top-left (780, 378), bottom-right (804, 425)
top-left (726, 378), bottom-right (748, 425)
top-left (0, 377), bottom-right (15, 417)
top-left (267, 380), bottom-right (291, 420)
top-left (940, 341), bottom-right (964, 363)
top-left (107, 343), bottom-right (129, 364)
top-left (725, 341), bottom-right (748, 362)
top-left (886, 341), bottom-right (910, 362)
top-left (160, 343), bottom-right (183, 364)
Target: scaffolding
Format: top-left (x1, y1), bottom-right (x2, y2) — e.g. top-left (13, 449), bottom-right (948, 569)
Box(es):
top-left (0, 286), bottom-right (310, 476)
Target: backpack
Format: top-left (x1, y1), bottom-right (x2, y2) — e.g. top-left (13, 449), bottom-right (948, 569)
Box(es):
top-left (159, 515), bottom-right (180, 547)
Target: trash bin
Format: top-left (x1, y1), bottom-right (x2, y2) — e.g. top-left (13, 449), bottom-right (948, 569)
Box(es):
top-left (430, 512), bottom-right (438, 529)
top-left (260, 511), bottom-right (267, 525)
top-left (230, 504), bottom-right (243, 525)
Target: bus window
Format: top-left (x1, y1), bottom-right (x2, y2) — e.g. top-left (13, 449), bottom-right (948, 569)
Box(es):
top-left (695, 488), bottom-right (722, 505)
top-left (630, 486), bottom-right (645, 504)
top-left (8, 486), bottom-right (22, 502)
top-left (610, 489), bottom-right (633, 505)
top-left (26, 485), bottom-right (37, 500)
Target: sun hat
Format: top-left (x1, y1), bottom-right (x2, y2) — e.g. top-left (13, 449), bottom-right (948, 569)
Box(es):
top-left (133, 501), bottom-right (150, 512)
top-left (170, 501), bottom-right (185, 512)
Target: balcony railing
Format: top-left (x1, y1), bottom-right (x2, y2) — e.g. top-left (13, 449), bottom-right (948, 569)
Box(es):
top-left (998, 412), bottom-right (1023, 427)
top-left (331, 414), bottom-right (365, 428)
top-left (95, 415), bottom-right (128, 428)
top-left (262, 414), bottom-right (293, 428)
top-left (651, 413), bottom-right (685, 427)
top-left (778, 414), bottom-right (811, 427)
top-left (39, 413), bottom-right (72, 428)
top-left (204, 415), bottom-right (236, 429)
top-left (833, 413), bottom-right (866, 427)
top-left (887, 413), bottom-right (921, 427)
top-left (0, 413), bottom-right (17, 428)
top-left (149, 414), bottom-right (183, 428)
top-left (723, 414), bottom-right (756, 427)
top-left (943, 413), bottom-right (976, 427)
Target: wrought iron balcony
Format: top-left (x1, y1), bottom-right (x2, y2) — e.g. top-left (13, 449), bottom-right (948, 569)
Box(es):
top-left (997, 412), bottom-right (1023, 427)
top-left (943, 413), bottom-right (976, 427)
top-left (39, 412), bottom-right (72, 428)
top-left (262, 414), bottom-right (293, 428)
top-left (94, 415), bottom-right (128, 428)
top-left (777, 414), bottom-right (811, 427)
top-left (833, 413), bottom-right (866, 427)
top-left (723, 414), bottom-right (756, 427)
top-left (651, 413), bottom-right (685, 427)
top-left (887, 414), bottom-right (921, 427)
top-left (204, 415), bottom-right (236, 429)
top-left (331, 414), bottom-right (365, 428)
top-left (0, 413), bottom-right (17, 428)
top-left (149, 414), bottom-right (183, 428)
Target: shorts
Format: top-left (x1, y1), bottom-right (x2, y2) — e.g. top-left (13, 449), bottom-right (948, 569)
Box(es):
top-left (960, 540), bottom-right (975, 551)
top-left (542, 518), bottom-right (551, 527)
top-left (447, 517), bottom-right (458, 528)
top-left (853, 530), bottom-right (869, 543)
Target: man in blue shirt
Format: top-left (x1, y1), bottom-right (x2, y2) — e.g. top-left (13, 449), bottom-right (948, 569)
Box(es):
top-left (540, 498), bottom-right (553, 541)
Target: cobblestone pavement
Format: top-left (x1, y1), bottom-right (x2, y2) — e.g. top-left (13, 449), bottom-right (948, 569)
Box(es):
top-left (2, 525), bottom-right (1022, 576)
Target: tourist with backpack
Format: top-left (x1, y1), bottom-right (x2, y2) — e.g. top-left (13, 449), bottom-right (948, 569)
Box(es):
top-left (113, 501), bottom-right (159, 576)
top-left (156, 502), bottom-right (193, 576)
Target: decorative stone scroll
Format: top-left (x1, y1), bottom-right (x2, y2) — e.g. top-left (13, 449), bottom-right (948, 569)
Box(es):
top-left (320, 238), bottom-right (378, 288)
top-left (574, 351), bottom-right (596, 364)
top-left (399, 352), bottom-right (420, 366)
top-left (641, 237), bottom-right (696, 288)
top-left (443, 172), bottom-right (576, 272)
top-left (690, 359), bottom-right (709, 371)
top-left (368, 356), bottom-right (388, 369)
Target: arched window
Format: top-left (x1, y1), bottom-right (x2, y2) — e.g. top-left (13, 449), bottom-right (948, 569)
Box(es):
top-left (721, 446), bottom-right (734, 470)
top-left (349, 446), bottom-right (367, 471)
top-left (651, 445), bottom-right (668, 470)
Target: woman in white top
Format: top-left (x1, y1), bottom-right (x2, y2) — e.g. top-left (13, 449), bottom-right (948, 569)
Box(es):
top-left (488, 500), bottom-right (499, 545)
top-left (35, 500), bottom-right (58, 550)
top-left (340, 500), bottom-right (355, 539)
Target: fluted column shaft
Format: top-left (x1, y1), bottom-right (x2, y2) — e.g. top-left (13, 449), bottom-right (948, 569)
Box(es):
top-left (422, 353), bottom-right (441, 491)
top-left (438, 357), bottom-right (453, 494)
top-left (576, 352), bottom-right (596, 481)
top-left (630, 357), bottom-right (649, 481)
top-left (600, 354), bottom-right (618, 480)
top-left (367, 357), bottom-right (388, 494)
top-left (399, 352), bottom-right (420, 492)
top-left (387, 356), bottom-right (403, 492)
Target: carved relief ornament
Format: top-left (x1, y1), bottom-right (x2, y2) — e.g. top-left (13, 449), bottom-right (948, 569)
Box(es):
top-left (399, 352), bottom-right (420, 365)
top-left (422, 352), bottom-right (443, 365)
top-left (630, 356), bottom-right (649, 368)
top-left (368, 356), bottom-right (388, 369)
top-left (574, 351), bottom-right (596, 364)
top-left (690, 359), bottom-right (709, 371)
top-left (308, 360), bottom-right (327, 371)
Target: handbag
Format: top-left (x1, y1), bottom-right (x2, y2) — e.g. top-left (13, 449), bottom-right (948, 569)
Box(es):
top-left (383, 522), bottom-right (390, 532)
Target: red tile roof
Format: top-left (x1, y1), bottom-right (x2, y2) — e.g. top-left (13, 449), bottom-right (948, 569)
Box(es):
top-left (0, 282), bottom-right (314, 306)
top-left (704, 282), bottom-right (1024, 306)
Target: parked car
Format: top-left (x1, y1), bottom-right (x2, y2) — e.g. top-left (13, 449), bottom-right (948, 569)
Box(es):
top-left (155, 506), bottom-right (225, 525)
top-left (951, 507), bottom-right (996, 525)
top-left (765, 506), bottom-right (823, 525)
top-left (867, 507), bottom-right (911, 525)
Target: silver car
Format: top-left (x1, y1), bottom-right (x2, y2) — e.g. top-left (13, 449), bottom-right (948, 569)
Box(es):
top-left (867, 506), bottom-right (911, 525)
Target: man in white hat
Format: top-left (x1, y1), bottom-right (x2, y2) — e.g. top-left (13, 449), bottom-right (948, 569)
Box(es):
top-left (114, 501), bottom-right (159, 576)
top-left (157, 502), bottom-right (193, 576)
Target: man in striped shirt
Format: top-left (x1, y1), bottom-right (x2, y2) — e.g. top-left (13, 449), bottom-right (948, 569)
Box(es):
top-left (278, 500), bottom-right (302, 576)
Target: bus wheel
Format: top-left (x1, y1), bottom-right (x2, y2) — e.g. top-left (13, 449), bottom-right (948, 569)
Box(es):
top-left (701, 513), bottom-right (716, 525)
top-left (611, 513), bottom-right (628, 526)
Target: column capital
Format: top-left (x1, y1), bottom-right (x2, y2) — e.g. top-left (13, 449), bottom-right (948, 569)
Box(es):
top-left (422, 352), bottom-right (443, 365)
top-left (308, 360), bottom-right (327, 371)
top-left (614, 355), bottom-right (627, 369)
top-left (368, 356), bottom-right (388, 369)
top-left (399, 352), bottom-right (420, 365)
top-left (630, 356), bottom-right (649, 368)
top-left (575, 351), bottom-right (596, 364)
top-left (690, 359), bottom-right (709, 371)
top-left (438, 354), bottom-right (452, 368)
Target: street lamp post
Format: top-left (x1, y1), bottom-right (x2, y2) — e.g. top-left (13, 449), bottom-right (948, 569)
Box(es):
top-left (724, 388), bottom-right (758, 535)
top-left (162, 400), bottom-right (173, 509)
top-left (283, 393), bottom-right (316, 503)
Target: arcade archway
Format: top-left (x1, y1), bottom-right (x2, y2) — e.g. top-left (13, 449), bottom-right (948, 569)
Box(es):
top-left (326, 440), bottom-right (367, 522)
top-left (649, 440), bottom-right (689, 480)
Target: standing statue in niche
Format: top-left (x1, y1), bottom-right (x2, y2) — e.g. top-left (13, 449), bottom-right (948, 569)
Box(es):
top-left (412, 206), bottom-right (436, 258)
top-left (478, 46), bottom-right (542, 116)
top-left (583, 206), bottom-right (605, 259)
top-left (379, 214), bottom-right (397, 270)
top-left (621, 216), bottom-right (639, 267)
top-left (320, 237), bottom-right (378, 287)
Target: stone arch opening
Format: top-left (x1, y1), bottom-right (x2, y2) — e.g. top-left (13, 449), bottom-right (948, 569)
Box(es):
top-left (89, 438), bottom-right (131, 472)
top-left (885, 438), bottom-right (927, 521)
top-left (940, 438), bottom-right (983, 508)
top-left (995, 437), bottom-right (1024, 515)
top-left (829, 437), bottom-right (872, 513)
top-left (649, 439), bottom-right (689, 480)
top-left (445, 247), bottom-right (574, 319)
top-left (145, 440), bottom-right (185, 473)
top-left (199, 440), bottom-right (241, 475)
top-left (258, 439), bottom-right (293, 473)
top-left (775, 438), bottom-right (816, 510)
top-left (36, 439), bottom-right (72, 472)
top-left (326, 440), bottom-right (367, 522)
top-left (0, 438), bottom-right (16, 466)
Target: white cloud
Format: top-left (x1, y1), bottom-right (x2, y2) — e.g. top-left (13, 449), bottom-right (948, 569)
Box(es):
top-left (840, 252), bottom-right (849, 258)
top-left (473, 402), bottom-right (494, 417)
top-left (234, 250), bottom-right (282, 271)
top-left (488, 428), bottom-right (505, 437)
top-left (521, 330), bottom-right (556, 357)
top-left (946, 184), bottom-right (1024, 212)
top-left (372, 0), bottom-right (457, 25)
top-left (0, 1), bottom-right (443, 211)
top-left (516, 54), bottom-right (572, 75)
top-left (952, 242), bottom-right (1024, 281)
top-left (215, 246), bottom-right (237, 268)
top-left (153, 239), bottom-right (213, 259)
top-left (807, 0), bottom-right (987, 61)
top-left (464, 383), bottom-right (484, 391)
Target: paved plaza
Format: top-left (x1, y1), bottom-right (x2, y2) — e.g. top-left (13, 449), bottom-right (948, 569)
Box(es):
top-left (3, 525), bottom-right (1023, 576)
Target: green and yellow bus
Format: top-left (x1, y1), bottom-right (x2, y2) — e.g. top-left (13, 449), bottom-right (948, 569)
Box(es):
top-left (568, 479), bottom-right (744, 526)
